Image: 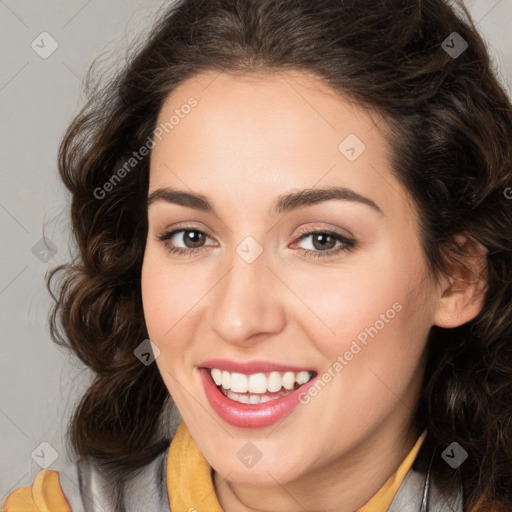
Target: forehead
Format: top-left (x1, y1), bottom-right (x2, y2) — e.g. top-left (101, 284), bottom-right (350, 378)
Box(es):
top-left (148, 70), bottom-right (415, 224)
top-left (154, 70), bottom-right (386, 145)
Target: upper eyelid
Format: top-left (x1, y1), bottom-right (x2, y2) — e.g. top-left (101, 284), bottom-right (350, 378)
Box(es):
top-left (156, 219), bottom-right (354, 236)
top-left (295, 224), bottom-right (354, 239)
top-left (158, 223), bottom-right (215, 241)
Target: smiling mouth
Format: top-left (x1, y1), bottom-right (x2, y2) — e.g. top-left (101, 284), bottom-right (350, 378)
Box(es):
top-left (207, 368), bottom-right (317, 405)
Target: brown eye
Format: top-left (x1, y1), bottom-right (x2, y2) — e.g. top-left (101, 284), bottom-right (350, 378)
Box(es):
top-left (181, 230), bottom-right (206, 248)
top-left (157, 228), bottom-right (213, 256)
top-left (294, 229), bottom-right (356, 260)
top-left (310, 233), bottom-right (337, 251)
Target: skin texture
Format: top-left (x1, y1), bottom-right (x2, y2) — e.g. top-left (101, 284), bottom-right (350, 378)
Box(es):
top-left (141, 70), bottom-right (486, 512)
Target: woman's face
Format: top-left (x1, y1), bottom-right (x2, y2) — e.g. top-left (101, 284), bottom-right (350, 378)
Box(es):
top-left (141, 70), bottom-right (441, 486)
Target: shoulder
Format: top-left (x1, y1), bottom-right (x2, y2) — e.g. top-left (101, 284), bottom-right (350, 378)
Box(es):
top-left (3, 448), bottom-right (171, 512)
top-left (1, 470), bottom-right (71, 512)
top-left (2, 458), bottom-right (87, 512)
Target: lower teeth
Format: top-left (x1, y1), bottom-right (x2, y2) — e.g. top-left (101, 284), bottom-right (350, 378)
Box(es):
top-left (221, 386), bottom-right (298, 404)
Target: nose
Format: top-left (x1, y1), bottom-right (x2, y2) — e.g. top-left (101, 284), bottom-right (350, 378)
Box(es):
top-left (208, 244), bottom-right (287, 347)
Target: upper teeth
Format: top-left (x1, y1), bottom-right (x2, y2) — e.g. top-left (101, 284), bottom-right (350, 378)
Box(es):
top-left (210, 369), bottom-right (312, 394)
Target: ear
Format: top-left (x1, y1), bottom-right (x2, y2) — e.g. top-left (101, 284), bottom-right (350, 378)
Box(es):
top-left (433, 234), bottom-right (488, 328)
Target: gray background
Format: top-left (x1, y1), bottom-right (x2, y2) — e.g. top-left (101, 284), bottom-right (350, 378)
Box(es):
top-left (1, 0), bottom-right (511, 501)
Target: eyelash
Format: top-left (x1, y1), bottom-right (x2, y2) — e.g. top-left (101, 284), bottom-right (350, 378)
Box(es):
top-left (156, 225), bottom-right (357, 260)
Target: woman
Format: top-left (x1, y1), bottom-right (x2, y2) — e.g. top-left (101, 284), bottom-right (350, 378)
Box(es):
top-left (3, 0), bottom-right (512, 510)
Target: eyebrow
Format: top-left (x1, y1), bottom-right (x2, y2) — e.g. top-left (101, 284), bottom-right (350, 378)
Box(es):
top-left (147, 185), bottom-right (383, 216)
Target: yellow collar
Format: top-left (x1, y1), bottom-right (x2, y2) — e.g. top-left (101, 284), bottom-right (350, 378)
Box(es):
top-left (166, 421), bottom-right (427, 512)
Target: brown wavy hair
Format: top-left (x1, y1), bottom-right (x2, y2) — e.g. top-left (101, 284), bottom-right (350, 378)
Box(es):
top-left (48, 0), bottom-right (512, 509)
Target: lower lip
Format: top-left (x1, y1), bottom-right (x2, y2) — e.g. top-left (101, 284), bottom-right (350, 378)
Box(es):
top-left (199, 368), bottom-right (317, 429)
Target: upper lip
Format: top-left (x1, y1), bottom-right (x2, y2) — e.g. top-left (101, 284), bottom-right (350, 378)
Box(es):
top-left (199, 359), bottom-right (315, 374)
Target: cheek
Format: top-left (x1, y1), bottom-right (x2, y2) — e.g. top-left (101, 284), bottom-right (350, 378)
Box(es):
top-left (141, 268), bottom-right (167, 340)
top-left (141, 248), bottom-right (187, 344)
top-left (298, 243), bottom-right (434, 365)
top-left (141, 246), bottom-right (214, 385)
top-left (141, 250), bottom-right (196, 404)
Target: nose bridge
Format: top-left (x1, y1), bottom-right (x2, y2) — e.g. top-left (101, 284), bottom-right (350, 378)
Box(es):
top-left (208, 239), bottom-right (285, 344)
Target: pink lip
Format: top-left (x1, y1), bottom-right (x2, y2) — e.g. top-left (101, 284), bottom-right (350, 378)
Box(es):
top-left (199, 367), bottom-right (318, 429)
top-left (199, 358), bottom-right (314, 374)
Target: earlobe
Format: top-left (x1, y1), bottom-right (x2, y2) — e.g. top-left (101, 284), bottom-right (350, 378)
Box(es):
top-left (433, 235), bottom-right (488, 329)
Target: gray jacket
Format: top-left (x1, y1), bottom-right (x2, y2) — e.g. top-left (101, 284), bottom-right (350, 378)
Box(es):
top-left (57, 433), bottom-right (463, 512)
